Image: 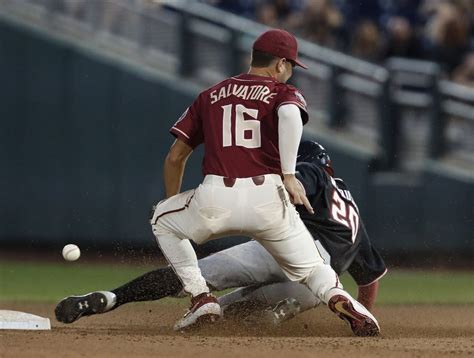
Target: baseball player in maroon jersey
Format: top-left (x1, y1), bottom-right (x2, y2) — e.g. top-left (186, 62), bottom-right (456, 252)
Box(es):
top-left (149, 29), bottom-right (379, 335)
top-left (57, 29), bottom-right (378, 336)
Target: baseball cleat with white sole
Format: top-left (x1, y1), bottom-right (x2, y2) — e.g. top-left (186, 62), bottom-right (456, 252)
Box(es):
top-left (328, 294), bottom-right (380, 337)
top-left (174, 292), bottom-right (222, 331)
top-left (55, 291), bottom-right (113, 324)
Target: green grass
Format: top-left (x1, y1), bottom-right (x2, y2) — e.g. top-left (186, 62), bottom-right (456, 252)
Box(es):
top-left (0, 261), bottom-right (154, 302)
top-left (1, 261), bottom-right (473, 304)
top-left (339, 270), bottom-right (474, 305)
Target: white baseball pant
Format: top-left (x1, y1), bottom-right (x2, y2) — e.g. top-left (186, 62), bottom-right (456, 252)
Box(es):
top-left (150, 174), bottom-right (341, 303)
top-left (198, 239), bottom-right (325, 311)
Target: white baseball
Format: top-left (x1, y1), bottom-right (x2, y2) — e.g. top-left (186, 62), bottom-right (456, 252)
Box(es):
top-left (62, 244), bottom-right (81, 261)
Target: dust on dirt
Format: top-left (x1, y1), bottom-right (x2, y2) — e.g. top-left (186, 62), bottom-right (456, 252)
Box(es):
top-left (1, 302), bottom-right (473, 357)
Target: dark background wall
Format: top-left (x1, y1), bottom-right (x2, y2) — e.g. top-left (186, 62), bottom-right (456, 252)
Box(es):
top-left (0, 21), bottom-right (472, 259)
top-left (0, 21), bottom-right (199, 248)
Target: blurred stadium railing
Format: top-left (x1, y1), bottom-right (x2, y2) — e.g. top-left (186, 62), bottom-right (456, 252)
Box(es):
top-left (3, 0), bottom-right (472, 173)
top-left (0, 0), bottom-right (472, 258)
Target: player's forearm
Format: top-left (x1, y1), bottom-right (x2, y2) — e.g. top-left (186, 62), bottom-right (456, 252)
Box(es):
top-left (357, 281), bottom-right (379, 311)
top-left (163, 156), bottom-right (187, 198)
top-left (163, 140), bottom-right (193, 198)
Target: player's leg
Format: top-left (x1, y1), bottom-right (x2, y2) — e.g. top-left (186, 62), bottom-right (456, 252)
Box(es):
top-left (219, 281), bottom-right (319, 317)
top-left (55, 267), bottom-right (183, 324)
top-left (212, 239), bottom-right (332, 326)
top-left (199, 239), bottom-right (320, 325)
top-left (151, 189), bottom-right (226, 329)
top-left (125, 240), bottom-right (288, 300)
top-left (199, 240), bottom-right (288, 290)
top-left (218, 282), bottom-right (319, 325)
top-left (111, 267), bottom-right (182, 305)
top-left (251, 189), bottom-right (380, 336)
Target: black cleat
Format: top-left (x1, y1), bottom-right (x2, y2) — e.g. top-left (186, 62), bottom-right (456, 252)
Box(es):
top-left (55, 292), bottom-right (108, 324)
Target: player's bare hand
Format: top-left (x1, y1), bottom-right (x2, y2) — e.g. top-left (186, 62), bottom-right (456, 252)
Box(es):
top-left (283, 174), bottom-right (314, 214)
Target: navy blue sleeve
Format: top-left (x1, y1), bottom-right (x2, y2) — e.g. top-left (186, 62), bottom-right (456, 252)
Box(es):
top-left (295, 162), bottom-right (327, 197)
top-left (347, 221), bottom-right (388, 286)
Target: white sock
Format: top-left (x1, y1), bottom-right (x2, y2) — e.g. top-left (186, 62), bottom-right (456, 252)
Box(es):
top-left (324, 287), bottom-right (350, 304)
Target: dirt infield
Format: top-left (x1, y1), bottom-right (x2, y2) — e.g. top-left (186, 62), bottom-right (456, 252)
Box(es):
top-left (1, 302), bottom-right (473, 357)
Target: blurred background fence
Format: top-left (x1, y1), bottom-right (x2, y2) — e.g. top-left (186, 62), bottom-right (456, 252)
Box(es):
top-left (0, 0), bottom-right (472, 263)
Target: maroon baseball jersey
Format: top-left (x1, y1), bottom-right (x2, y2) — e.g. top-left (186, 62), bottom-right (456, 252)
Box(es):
top-left (170, 73), bottom-right (308, 178)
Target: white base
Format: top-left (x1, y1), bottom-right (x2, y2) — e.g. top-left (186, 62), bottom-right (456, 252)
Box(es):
top-left (0, 310), bottom-right (51, 330)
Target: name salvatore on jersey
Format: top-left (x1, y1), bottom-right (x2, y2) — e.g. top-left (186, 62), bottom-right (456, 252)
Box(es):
top-left (210, 84), bottom-right (277, 104)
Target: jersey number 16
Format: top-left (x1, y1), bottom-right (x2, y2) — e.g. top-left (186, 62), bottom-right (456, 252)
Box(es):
top-left (221, 104), bottom-right (261, 149)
